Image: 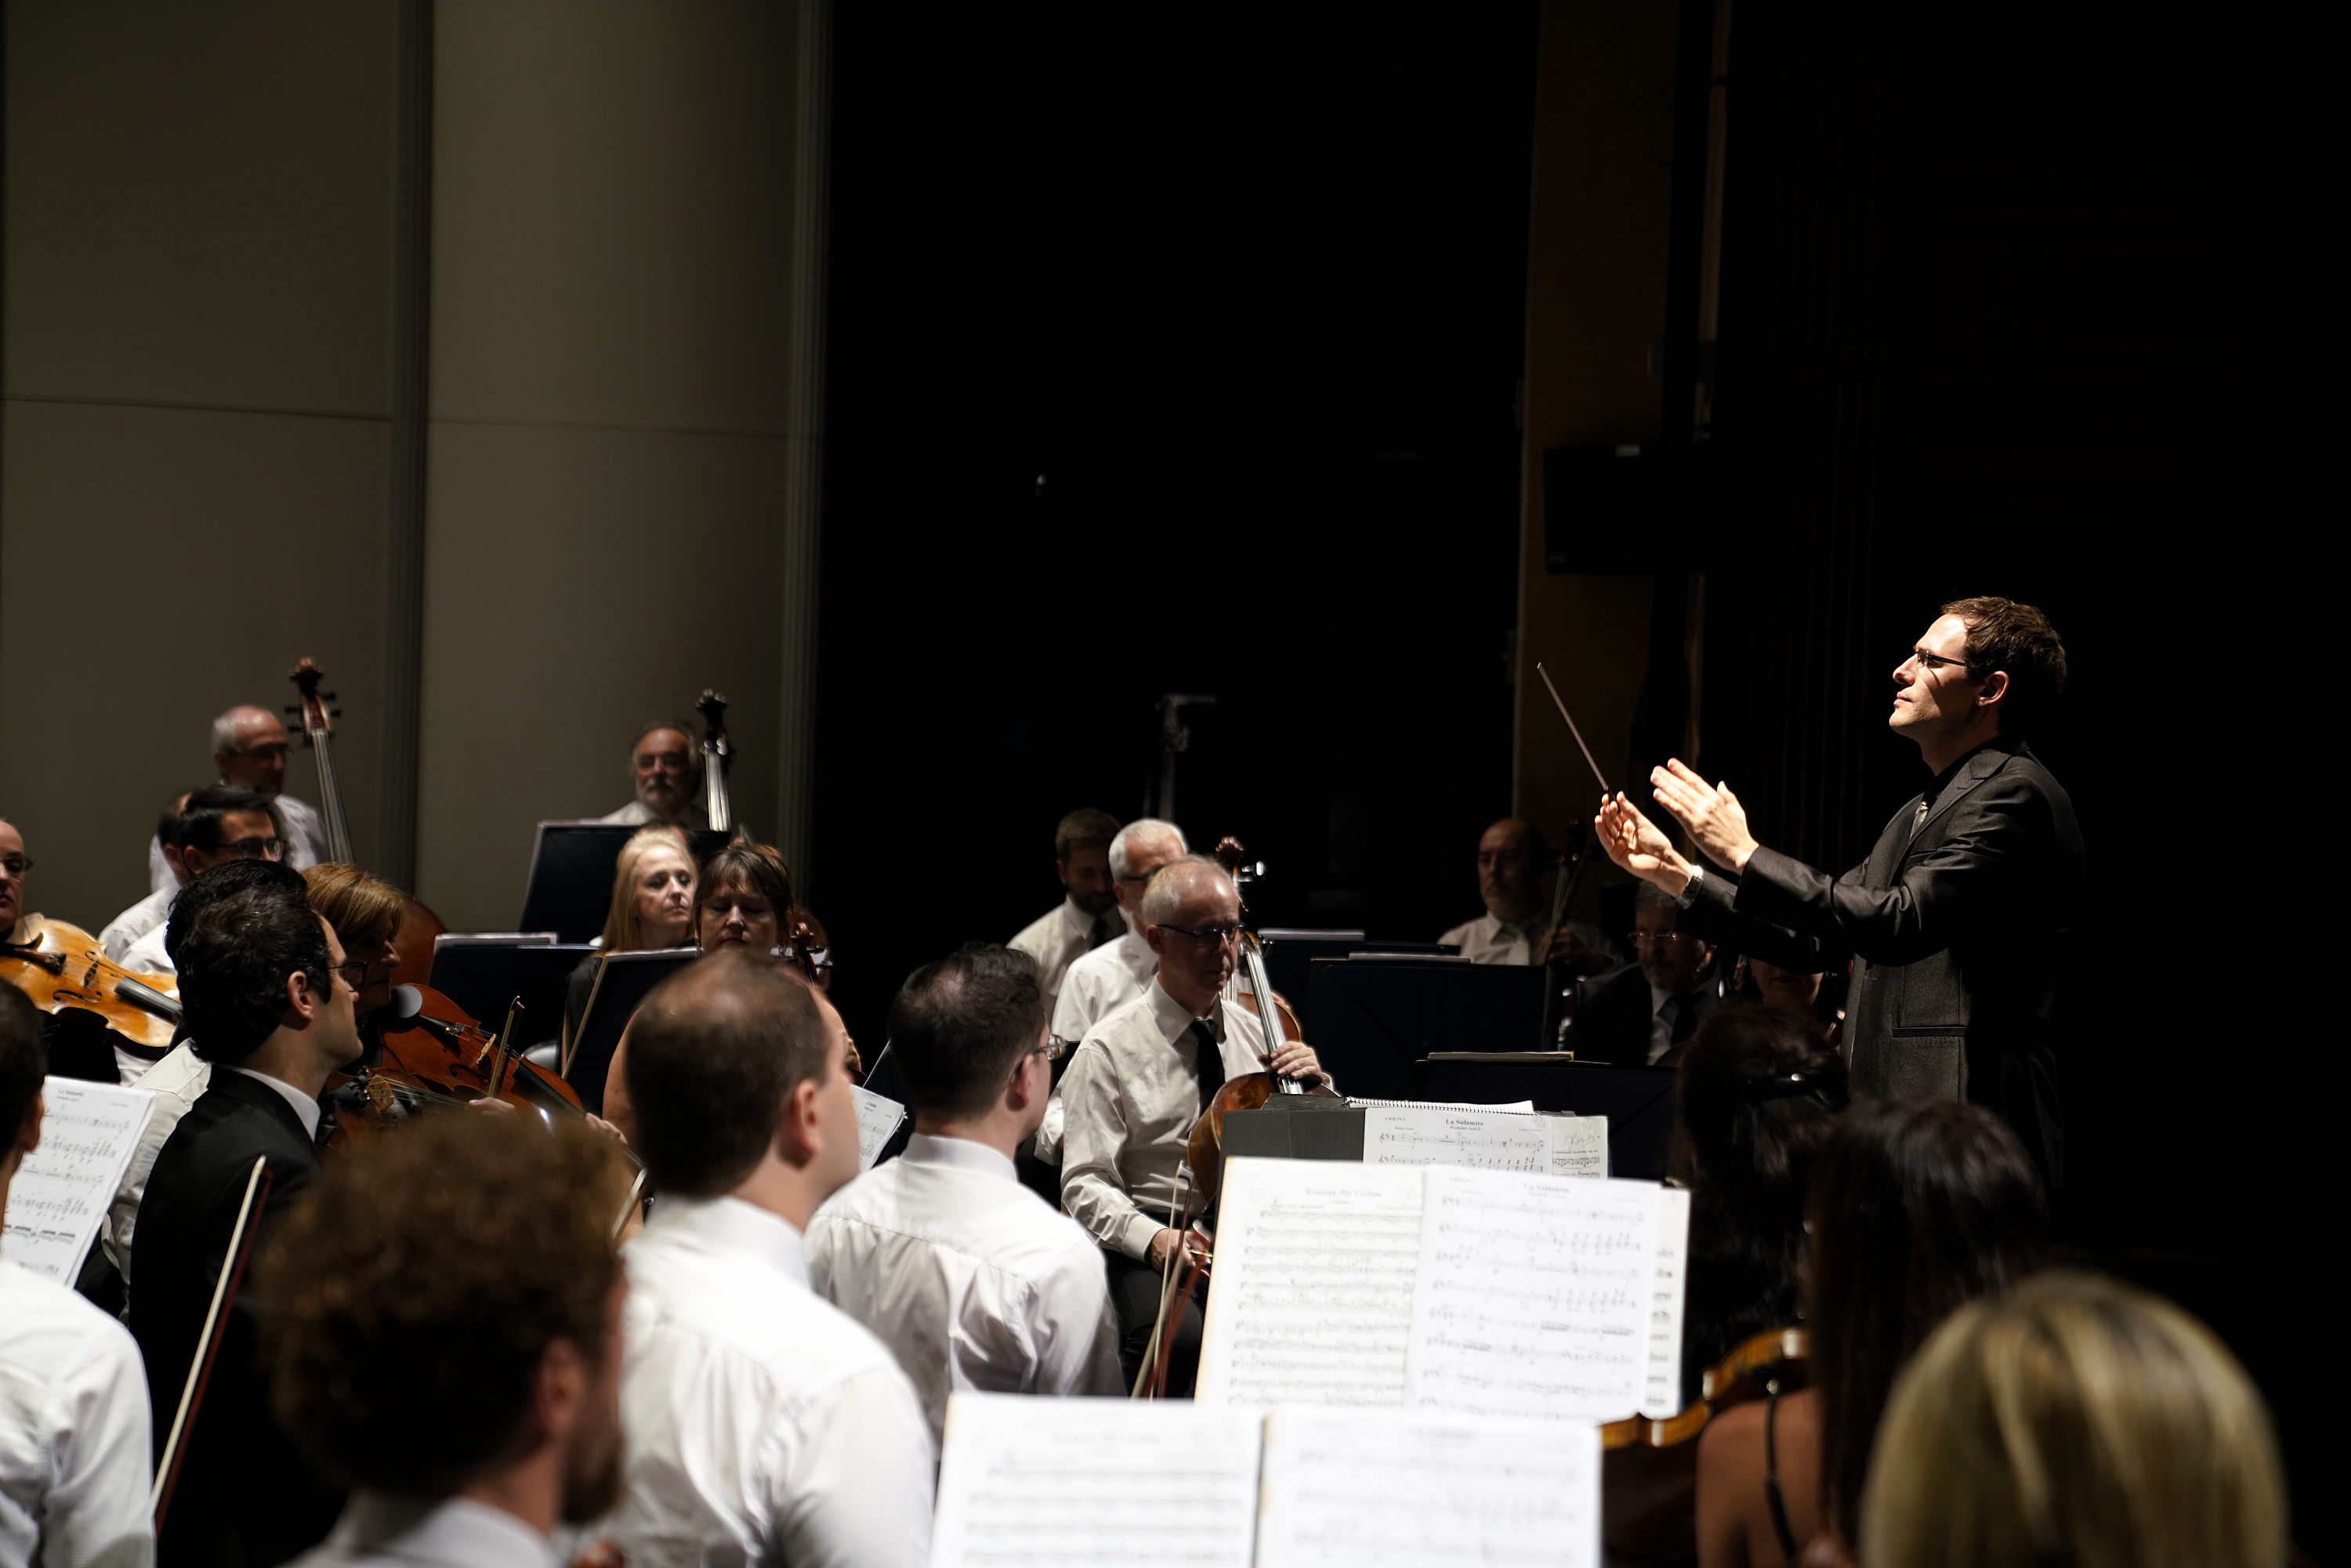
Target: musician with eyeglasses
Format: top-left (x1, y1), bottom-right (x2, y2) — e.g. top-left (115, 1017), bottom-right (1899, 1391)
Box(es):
top-left (1058, 856), bottom-right (1329, 1392)
top-left (1597, 596), bottom-right (2081, 1182)
top-left (118, 787), bottom-right (289, 978)
top-left (1563, 880), bottom-right (1730, 1068)
top-left (143, 706), bottom-right (327, 895)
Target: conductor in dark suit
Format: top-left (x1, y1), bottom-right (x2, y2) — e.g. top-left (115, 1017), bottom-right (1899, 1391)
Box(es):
top-left (1596, 597), bottom-right (2081, 1180)
top-left (130, 863), bottom-right (360, 1566)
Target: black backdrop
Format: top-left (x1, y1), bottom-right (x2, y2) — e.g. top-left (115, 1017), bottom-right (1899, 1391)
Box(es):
top-left (814, 2), bottom-right (1539, 1032)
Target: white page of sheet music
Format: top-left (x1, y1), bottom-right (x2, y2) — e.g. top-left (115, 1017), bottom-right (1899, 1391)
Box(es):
top-left (1195, 1157), bottom-right (1425, 1409)
top-left (849, 1085), bottom-right (906, 1170)
top-left (1255, 1406), bottom-right (1601, 1568)
top-left (0, 1078), bottom-right (157, 1284)
top-left (1643, 1186), bottom-right (1693, 1418)
top-left (929, 1393), bottom-right (1261, 1568)
top-left (1348, 1097), bottom-right (1536, 1113)
top-left (1545, 1115), bottom-right (1609, 1179)
top-left (1404, 1169), bottom-right (1658, 1421)
top-left (1362, 1105), bottom-right (1552, 1173)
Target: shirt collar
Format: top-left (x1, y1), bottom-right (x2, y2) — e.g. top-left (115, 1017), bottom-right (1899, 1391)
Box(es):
top-left (637, 1193), bottom-right (808, 1287)
top-left (327, 1490), bottom-right (554, 1568)
top-left (1147, 977), bottom-right (1221, 1043)
top-left (902, 1132), bottom-right (1018, 1182)
top-left (225, 1065), bottom-right (322, 1140)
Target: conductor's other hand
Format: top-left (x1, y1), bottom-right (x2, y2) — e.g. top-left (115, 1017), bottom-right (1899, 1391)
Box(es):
top-left (1650, 759), bottom-right (1759, 872)
top-left (1597, 792), bottom-right (1692, 895)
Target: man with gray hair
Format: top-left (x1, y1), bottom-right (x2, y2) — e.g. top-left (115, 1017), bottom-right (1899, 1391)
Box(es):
top-left (1059, 855), bottom-right (1329, 1392)
top-left (1031, 817), bottom-right (1186, 1163)
top-left (599, 720), bottom-right (712, 829)
top-left (147, 705), bottom-right (326, 893)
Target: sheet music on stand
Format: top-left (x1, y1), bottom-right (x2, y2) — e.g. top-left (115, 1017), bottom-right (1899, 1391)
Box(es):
top-left (1197, 1156), bottom-right (1690, 1422)
top-left (1, 1078), bottom-right (157, 1284)
top-left (850, 1085), bottom-right (907, 1171)
top-left (1358, 1103), bottom-right (1609, 1179)
top-left (929, 1393), bottom-right (1598, 1568)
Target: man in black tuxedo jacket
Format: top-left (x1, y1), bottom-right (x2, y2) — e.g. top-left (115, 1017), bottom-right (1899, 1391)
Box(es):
top-left (130, 863), bottom-right (360, 1566)
top-left (1598, 596), bottom-right (2081, 1181)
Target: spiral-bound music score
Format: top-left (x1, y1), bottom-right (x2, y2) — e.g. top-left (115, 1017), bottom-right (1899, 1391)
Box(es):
top-left (0, 1077), bottom-right (158, 1284)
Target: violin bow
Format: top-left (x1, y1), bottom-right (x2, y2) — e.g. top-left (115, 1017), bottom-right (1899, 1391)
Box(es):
top-left (153, 1156), bottom-right (273, 1526)
top-left (562, 952), bottom-right (615, 1081)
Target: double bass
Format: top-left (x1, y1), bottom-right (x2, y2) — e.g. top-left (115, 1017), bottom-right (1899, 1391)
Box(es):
top-left (286, 659), bottom-right (446, 983)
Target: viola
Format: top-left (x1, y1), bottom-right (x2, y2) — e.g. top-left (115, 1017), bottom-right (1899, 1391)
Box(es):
top-left (287, 657), bottom-right (445, 984)
top-left (325, 983), bottom-right (582, 1146)
top-left (781, 917), bottom-right (860, 1077)
top-left (1600, 1324), bottom-right (1809, 1450)
top-left (1, 917), bottom-right (180, 1052)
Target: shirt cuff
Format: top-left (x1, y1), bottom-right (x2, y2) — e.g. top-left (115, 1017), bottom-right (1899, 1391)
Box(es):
top-left (1118, 1211), bottom-right (1163, 1262)
top-left (1676, 864), bottom-right (1704, 908)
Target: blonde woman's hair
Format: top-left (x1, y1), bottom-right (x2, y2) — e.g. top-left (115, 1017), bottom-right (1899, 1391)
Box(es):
top-left (1860, 1270), bottom-right (2286, 1568)
top-left (302, 863), bottom-right (407, 954)
top-left (601, 826), bottom-right (697, 953)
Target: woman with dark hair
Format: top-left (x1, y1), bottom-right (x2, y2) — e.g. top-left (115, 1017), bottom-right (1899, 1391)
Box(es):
top-left (1670, 1005), bottom-right (1848, 1396)
top-left (695, 840), bottom-right (835, 994)
top-left (1696, 1099), bottom-right (2049, 1568)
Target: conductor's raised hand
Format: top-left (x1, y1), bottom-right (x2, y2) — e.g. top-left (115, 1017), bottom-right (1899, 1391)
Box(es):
top-left (1596, 791), bottom-right (1693, 895)
top-left (1649, 759), bottom-right (1759, 872)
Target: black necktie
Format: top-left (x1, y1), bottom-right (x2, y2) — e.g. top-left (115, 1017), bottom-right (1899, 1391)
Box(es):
top-left (1089, 914), bottom-right (1118, 951)
top-left (1190, 1020), bottom-right (1226, 1111)
top-left (1669, 990), bottom-right (1704, 1046)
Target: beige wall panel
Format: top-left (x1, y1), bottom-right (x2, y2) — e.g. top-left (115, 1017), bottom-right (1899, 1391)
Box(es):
top-left (431, 0), bottom-right (796, 433)
top-left (413, 422), bottom-right (787, 930)
top-left (1513, 0), bottom-right (1679, 890)
top-left (2, 0), bottom-right (397, 416)
top-left (0, 400), bottom-right (391, 925)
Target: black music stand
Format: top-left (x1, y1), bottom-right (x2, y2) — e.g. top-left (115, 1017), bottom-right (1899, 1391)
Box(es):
top-left (1304, 957), bottom-right (1545, 1100)
top-left (519, 822), bottom-right (731, 942)
top-left (1418, 1054), bottom-right (1678, 1179)
top-left (562, 947), bottom-right (701, 1115)
top-left (1256, 932), bottom-right (1456, 1034)
top-left (427, 936), bottom-right (589, 1048)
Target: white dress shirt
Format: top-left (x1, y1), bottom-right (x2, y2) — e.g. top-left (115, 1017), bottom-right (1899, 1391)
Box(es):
top-left (96, 888), bottom-right (174, 967)
top-left (1007, 899), bottom-right (1120, 1015)
top-left (285, 1493), bottom-right (551, 1568)
top-left (146, 794), bottom-right (324, 896)
top-left (1437, 911), bottom-right (1553, 965)
top-left (597, 801), bottom-right (711, 830)
top-left (806, 1135), bottom-right (1123, 1444)
top-left (1033, 929), bottom-right (1160, 1161)
top-left (106, 1044), bottom-right (212, 1284)
top-left (115, 925), bottom-right (172, 980)
top-left (1059, 982), bottom-right (1278, 1262)
top-left (0, 1258), bottom-right (155, 1568)
top-left (594, 1195), bottom-right (933, 1568)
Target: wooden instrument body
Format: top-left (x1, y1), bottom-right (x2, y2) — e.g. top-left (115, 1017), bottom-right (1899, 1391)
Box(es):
top-left (327, 982), bottom-right (581, 1146)
top-left (1, 916), bottom-right (179, 1051)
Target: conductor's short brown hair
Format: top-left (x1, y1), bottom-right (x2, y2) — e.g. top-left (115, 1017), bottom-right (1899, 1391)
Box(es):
top-left (623, 947), bottom-right (831, 1196)
top-left (1053, 808), bottom-right (1121, 863)
top-left (1940, 596), bottom-right (2067, 736)
top-left (262, 1115), bottom-right (629, 1497)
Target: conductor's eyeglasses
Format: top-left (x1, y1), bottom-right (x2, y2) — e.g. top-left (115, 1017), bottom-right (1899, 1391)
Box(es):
top-left (1160, 922), bottom-right (1242, 948)
top-left (1903, 648), bottom-right (1975, 676)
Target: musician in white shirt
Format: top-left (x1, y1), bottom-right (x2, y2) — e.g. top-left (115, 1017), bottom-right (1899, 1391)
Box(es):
top-left (1005, 808), bottom-right (1124, 1014)
top-left (121, 788), bottom-right (289, 980)
top-left (145, 708), bottom-right (325, 894)
top-left (808, 945), bottom-right (1121, 1443)
top-left (1058, 857), bottom-right (1328, 1391)
top-left (1438, 818), bottom-right (1621, 976)
top-left (589, 950), bottom-right (933, 1568)
top-left (267, 1115), bottom-right (633, 1568)
top-left (597, 722), bottom-right (711, 829)
top-left (1033, 818), bottom-right (1186, 1163)
top-left (1, 987), bottom-right (155, 1568)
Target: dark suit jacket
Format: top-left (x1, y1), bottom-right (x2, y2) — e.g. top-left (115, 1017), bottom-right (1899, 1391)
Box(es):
top-left (1679, 737), bottom-right (2082, 1180)
top-left (129, 1068), bottom-right (342, 1567)
top-left (1565, 962), bottom-right (1728, 1069)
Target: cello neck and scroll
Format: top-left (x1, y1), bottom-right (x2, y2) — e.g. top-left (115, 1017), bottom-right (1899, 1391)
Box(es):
top-left (285, 658), bottom-right (353, 864)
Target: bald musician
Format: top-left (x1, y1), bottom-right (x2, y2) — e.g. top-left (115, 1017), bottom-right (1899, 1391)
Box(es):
top-left (146, 707), bottom-right (325, 894)
top-left (1059, 856), bottom-right (1329, 1392)
top-left (599, 722), bottom-right (710, 830)
top-left (1439, 817), bottom-right (1619, 976)
top-left (2, 818), bottom-right (34, 948)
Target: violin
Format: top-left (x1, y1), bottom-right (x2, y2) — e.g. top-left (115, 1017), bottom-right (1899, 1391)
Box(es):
top-left (287, 658), bottom-right (446, 985)
top-left (1, 917), bottom-right (180, 1052)
top-left (1183, 836), bottom-right (1329, 1208)
top-left (325, 983), bottom-right (583, 1146)
top-left (781, 917), bottom-right (860, 1077)
top-left (1600, 1324), bottom-right (1809, 1450)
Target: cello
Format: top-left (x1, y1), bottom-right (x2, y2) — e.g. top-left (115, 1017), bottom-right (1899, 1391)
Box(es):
top-left (286, 658), bottom-right (446, 983)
